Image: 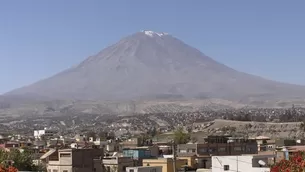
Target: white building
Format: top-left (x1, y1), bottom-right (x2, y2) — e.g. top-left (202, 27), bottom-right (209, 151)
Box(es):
top-left (74, 134), bottom-right (86, 142)
top-left (126, 166), bottom-right (162, 172)
top-left (212, 155), bottom-right (273, 172)
top-left (34, 128), bottom-right (57, 139)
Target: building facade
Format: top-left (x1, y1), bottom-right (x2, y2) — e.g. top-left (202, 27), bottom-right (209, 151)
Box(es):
top-left (43, 148), bottom-right (104, 172)
top-left (123, 146), bottom-right (159, 160)
top-left (212, 155), bottom-right (271, 172)
top-left (177, 144), bottom-right (196, 157)
top-left (196, 136), bottom-right (258, 169)
top-left (34, 128), bottom-right (57, 139)
top-left (142, 158), bottom-right (187, 172)
top-left (102, 157), bottom-right (135, 172)
top-left (126, 166), bottom-right (162, 172)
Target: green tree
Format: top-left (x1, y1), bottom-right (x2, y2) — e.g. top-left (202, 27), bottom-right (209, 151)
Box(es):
top-left (173, 127), bottom-right (190, 144)
top-left (0, 149), bottom-right (38, 171)
top-left (0, 150), bottom-right (8, 163)
top-left (8, 149), bottom-right (36, 171)
top-left (299, 121), bottom-right (305, 138)
top-left (98, 131), bottom-right (108, 141)
top-left (147, 127), bottom-right (157, 138)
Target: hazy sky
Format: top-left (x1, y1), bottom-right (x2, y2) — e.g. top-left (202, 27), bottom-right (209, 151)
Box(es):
top-left (1, 1), bottom-right (305, 94)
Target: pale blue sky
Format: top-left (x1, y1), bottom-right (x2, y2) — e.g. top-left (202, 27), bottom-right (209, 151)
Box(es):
top-left (1, 1), bottom-right (305, 94)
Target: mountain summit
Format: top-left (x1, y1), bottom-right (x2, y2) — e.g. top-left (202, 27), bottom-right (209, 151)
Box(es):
top-left (5, 31), bottom-right (305, 103)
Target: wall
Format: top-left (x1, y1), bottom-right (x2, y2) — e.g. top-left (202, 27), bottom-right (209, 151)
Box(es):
top-left (126, 166), bottom-right (162, 172)
top-left (34, 130), bottom-right (45, 138)
top-left (72, 149), bottom-right (92, 168)
top-left (177, 144), bottom-right (197, 157)
top-left (177, 156), bottom-right (196, 168)
top-left (142, 159), bottom-right (170, 172)
top-left (212, 156), bottom-right (270, 172)
top-left (142, 158), bottom-right (187, 172)
top-left (149, 146), bottom-right (159, 157)
top-left (47, 151), bottom-right (73, 172)
top-left (197, 142), bottom-right (258, 156)
top-left (103, 157), bottom-right (134, 172)
top-left (94, 159), bottom-right (104, 172)
top-left (47, 149), bottom-right (104, 172)
top-left (59, 151), bottom-right (72, 166)
top-left (123, 149), bottom-right (152, 159)
top-left (47, 161), bottom-right (72, 172)
top-left (107, 144), bottom-right (115, 152)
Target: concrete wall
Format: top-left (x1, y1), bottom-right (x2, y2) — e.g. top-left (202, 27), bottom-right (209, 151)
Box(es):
top-left (197, 142), bottom-right (258, 156)
top-left (142, 159), bottom-right (170, 172)
top-left (103, 157), bottom-right (134, 172)
top-left (197, 157), bottom-right (211, 169)
top-left (47, 162), bottom-right (72, 172)
top-left (34, 130), bottom-right (45, 138)
top-left (212, 156), bottom-right (270, 172)
top-left (149, 146), bottom-right (159, 157)
top-left (47, 149), bottom-right (104, 172)
top-left (177, 156), bottom-right (196, 168)
top-left (58, 152), bottom-right (72, 166)
top-left (142, 158), bottom-right (187, 172)
top-left (126, 166), bottom-right (162, 172)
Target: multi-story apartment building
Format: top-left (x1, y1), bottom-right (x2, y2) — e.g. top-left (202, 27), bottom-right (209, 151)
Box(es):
top-left (196, 135), bottom-right (258, 169)
top-left (34, 128), bottom-right (57, 139)
top-left (42, 148), bottom-right (104, 172)
top-left (177, 144), bottom-right (196, 157)
top-left (123, 146), bottom-right (159, 159)
top-left (102, 157), bottom-right (135, 172)
top-left (197, 136), bottom-right (258, 156)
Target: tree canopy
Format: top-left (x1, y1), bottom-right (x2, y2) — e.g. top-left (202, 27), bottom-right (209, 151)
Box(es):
top-left (173, 127), bottom-right (190, 144)
top-left (0, 149), bottom-right (39, 171)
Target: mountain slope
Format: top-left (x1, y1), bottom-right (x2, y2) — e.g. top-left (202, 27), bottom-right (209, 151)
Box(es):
top-left (5, 31), bottom-right (305, 102)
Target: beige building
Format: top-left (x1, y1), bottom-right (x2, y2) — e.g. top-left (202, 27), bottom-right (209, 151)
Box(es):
top-left (41, 148), bottom-right (104, 172)
top-left (142, 158), bottom-right (187, 172)
top-left (103, 156), bottom-right (135, 172)
top-left (126, 166), bottom-right (162, 172)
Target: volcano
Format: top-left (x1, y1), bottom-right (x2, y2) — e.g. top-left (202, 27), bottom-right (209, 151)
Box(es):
top-left (5, 31), bottom-right (305, 103)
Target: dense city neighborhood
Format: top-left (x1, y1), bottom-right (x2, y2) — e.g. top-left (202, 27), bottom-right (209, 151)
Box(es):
top-left (0, 107), bottom-right (304, 172)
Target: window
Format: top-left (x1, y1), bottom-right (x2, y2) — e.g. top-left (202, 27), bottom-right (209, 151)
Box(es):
top-left (188, 149), bottom-right (196, 153)
top-left (179, 149), bottom-right (187, 153)
top-left (144, 150), bottom-right (151, 156)
top-left (208, 147), bottom-right (216, 153)
top-left (224, 165), bottom-right (229, 171)
top-left (60, 153), bottom-right (71, 157)
top-left (198, 148), bottom-right (207, 153)
top-left (234, 147), bottom-right (242, 151)
top-left (218, 147), bottom-right (226, 152)
top-left (247, 147), bottom-right (252, 152)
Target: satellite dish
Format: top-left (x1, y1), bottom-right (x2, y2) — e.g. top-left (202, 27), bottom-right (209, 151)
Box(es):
top-left (258, 160), bottom-right (266, 166)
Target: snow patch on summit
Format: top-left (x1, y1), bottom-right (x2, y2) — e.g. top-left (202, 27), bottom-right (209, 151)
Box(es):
top-left (142, 30), bottom-right (168, 37)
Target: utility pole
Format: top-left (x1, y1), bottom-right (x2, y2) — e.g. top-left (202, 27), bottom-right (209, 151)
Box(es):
top-left (236, 156), bottom-right (238, 172)
top-left (172, 141), bottom-right (177, 172)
